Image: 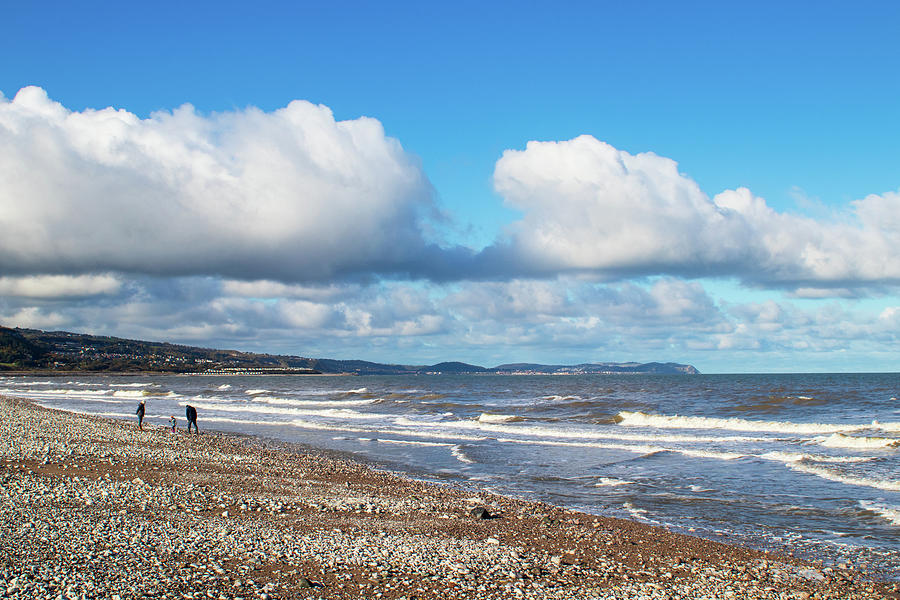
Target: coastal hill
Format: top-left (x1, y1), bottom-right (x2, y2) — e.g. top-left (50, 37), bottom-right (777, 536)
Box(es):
top-left (0, 325), bottom-right (699, 375)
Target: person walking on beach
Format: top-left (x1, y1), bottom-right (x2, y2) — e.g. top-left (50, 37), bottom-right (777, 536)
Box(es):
top-left (169, 415), bottom-right (177, 433)
top-left (185, 405), bottom-right (198, 434)
top-left (136, 400), bottom-right (145, 430)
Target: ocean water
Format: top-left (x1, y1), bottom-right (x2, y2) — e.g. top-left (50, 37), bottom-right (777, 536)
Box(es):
top-left (2, 372), bottom-right (898, 577)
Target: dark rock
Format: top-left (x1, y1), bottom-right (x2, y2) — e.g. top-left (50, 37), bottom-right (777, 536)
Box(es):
top-left (470, 506), bottom-right (492, 519)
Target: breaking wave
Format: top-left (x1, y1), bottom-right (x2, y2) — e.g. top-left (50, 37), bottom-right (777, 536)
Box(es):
top-left (859, 501), bottom-right (900, 526)
top-left (617, 411), bottom-right (900, 434)
top-left (477, 413), bottom-right (523, 423)
top-left (451, 444), bottom-right (476, 464)
top-left (817, 433), bottom-right (900, 450)
top-left (112, 390), bottom-right (147, 398)
top-left (595, 477), bottom-right (635, 487)
top-left (250, 395), bottom-right (377, 407)
top-left (787, 463), bottom-right (900, 492)
top-left (758, 451), bottom-right (877, 464)
top-left (183, 400), bottom-right (388, 420)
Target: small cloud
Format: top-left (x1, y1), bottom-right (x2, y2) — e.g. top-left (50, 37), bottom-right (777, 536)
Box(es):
top-left (221, 279), bottom-right (358, 301)
top-left (0, 307), bottom-right (70, 329)
top-left (0, 274), bottom-right (121, 298)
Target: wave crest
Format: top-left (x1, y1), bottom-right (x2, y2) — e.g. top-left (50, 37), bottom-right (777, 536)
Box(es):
top-left (617, 411), bottom-right (900, 434)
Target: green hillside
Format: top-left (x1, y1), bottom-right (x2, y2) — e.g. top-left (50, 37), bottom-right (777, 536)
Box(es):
top-left (0, 326), bottom-right (699, 375)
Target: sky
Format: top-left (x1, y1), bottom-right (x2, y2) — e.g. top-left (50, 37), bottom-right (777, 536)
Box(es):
top-left (1, 1), bottom-right (899, 373)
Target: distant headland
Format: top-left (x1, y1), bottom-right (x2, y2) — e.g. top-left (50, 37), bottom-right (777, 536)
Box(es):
top-left (0, 325), bottom-right (699, 375)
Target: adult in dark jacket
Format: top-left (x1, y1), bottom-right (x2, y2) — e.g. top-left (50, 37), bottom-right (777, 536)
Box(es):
top-left (136, 401), bottom-right (145, 430)
top-left (185, 404), bottom-right (198, 434)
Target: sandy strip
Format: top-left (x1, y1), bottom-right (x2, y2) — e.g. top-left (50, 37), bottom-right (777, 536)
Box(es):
top-left (0, 395), bottom-right (895, 600)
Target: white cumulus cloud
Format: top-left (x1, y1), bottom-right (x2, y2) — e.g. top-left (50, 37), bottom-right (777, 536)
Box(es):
top-left (0, 86), bottom-right (450, 282)
top-left (0, 274), bottom-right (121, 298)
top-left (488, 135), bottom-right (900, 289)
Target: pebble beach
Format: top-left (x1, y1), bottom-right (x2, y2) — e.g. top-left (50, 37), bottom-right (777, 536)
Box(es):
top-left (1, 395), bottom-right (896, 600)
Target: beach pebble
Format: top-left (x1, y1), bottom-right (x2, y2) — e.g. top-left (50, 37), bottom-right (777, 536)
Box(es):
top-left (469, 506), bottom-right (491, 519)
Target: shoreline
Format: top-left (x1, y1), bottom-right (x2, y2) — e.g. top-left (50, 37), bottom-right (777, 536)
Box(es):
top-left (0, 370), bottom-right (350, 377)
top-left (1, 395), bottom-right (896, 599)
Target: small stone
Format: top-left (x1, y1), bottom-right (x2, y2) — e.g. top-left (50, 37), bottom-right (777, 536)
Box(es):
top-left (470, 506), bottom-right (491, 519)
top-left (797, 568), bottom-right (825, 582)
top-left (296, 577), bottom-right (313, 588)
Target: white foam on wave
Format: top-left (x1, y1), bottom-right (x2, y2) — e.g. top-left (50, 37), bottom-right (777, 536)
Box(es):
top-left (787, 462), bottom-right (900, 492)
top-left (618, 410), bottom-right (900, 434)
top-left (372, 439), bottom-right (453, 448)
top-left (245, 389), bottom-right (270, 395)
top-left (183, 400), bottom-right (386, 420)
top-left (451, 444), bottom-right (475, 464)
top-left (109, 383), bottom-right (153, 388)
top-left (283, 388), bottom-right (370, 397)
top-left (432, 417), bottom-right (774, 445)
top-left (33, 388), bottom-right (115, 396)
top-left (759, 451), bottom-right (877, 464)
top-left (595, 477), bottom-right (635, 487)
top-left (859, 501), bottom-right (900, 526)
top-left (491, 436), bottom-right (746, 461)
top-left (283, 418), bottom-right (488, 442)
top-left (200, 416), bottom-right (281, 426)
top-left (817, 433), bottom-right (900, 450)
top-left (477, 413), bottom-right (521, 423)
top-left (217, 384), bottom-right (232, 390)
top-left (251, 395), bottom-right (376, 408)
top-left (622, 501), bottom-right (662, 524)
top-left (113, 390), bottom-right (178, 398)
top-left (393, 416), bottom-right (452, 426)
top-left (542, 395), bottom-right (582, 402)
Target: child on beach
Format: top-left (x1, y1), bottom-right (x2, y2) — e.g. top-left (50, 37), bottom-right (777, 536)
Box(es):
top-left (169, 415), bottom-right (176, 433)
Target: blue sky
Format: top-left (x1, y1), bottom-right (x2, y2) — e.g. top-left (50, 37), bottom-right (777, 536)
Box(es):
top-left (2, 1), bottom-right (899, 372)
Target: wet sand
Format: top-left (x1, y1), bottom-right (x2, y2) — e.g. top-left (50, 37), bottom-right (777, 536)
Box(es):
top-left (1, 395), bottom-right (896, 599)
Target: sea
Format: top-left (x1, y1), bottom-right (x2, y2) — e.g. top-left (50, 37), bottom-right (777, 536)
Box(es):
top-left (2, 372), bottom-right (898, 578)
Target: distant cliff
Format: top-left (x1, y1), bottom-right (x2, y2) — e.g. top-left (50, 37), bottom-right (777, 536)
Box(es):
top-left (0, 326), bottom-right (699, 375)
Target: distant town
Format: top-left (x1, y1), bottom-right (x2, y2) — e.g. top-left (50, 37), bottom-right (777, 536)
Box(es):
top-left (0, 326), bottom-right (699, 376)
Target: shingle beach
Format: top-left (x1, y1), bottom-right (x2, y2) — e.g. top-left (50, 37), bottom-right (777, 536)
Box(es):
top-left (1, 395), bottom-right (896, 600)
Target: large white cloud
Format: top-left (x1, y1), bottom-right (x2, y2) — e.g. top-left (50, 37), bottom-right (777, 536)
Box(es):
top-left (489, 135), bottom-right (900, 288)
top-left (0, 86), bottom-right (454, 281)
top-left (3, 90), bottom-right (899, 292)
